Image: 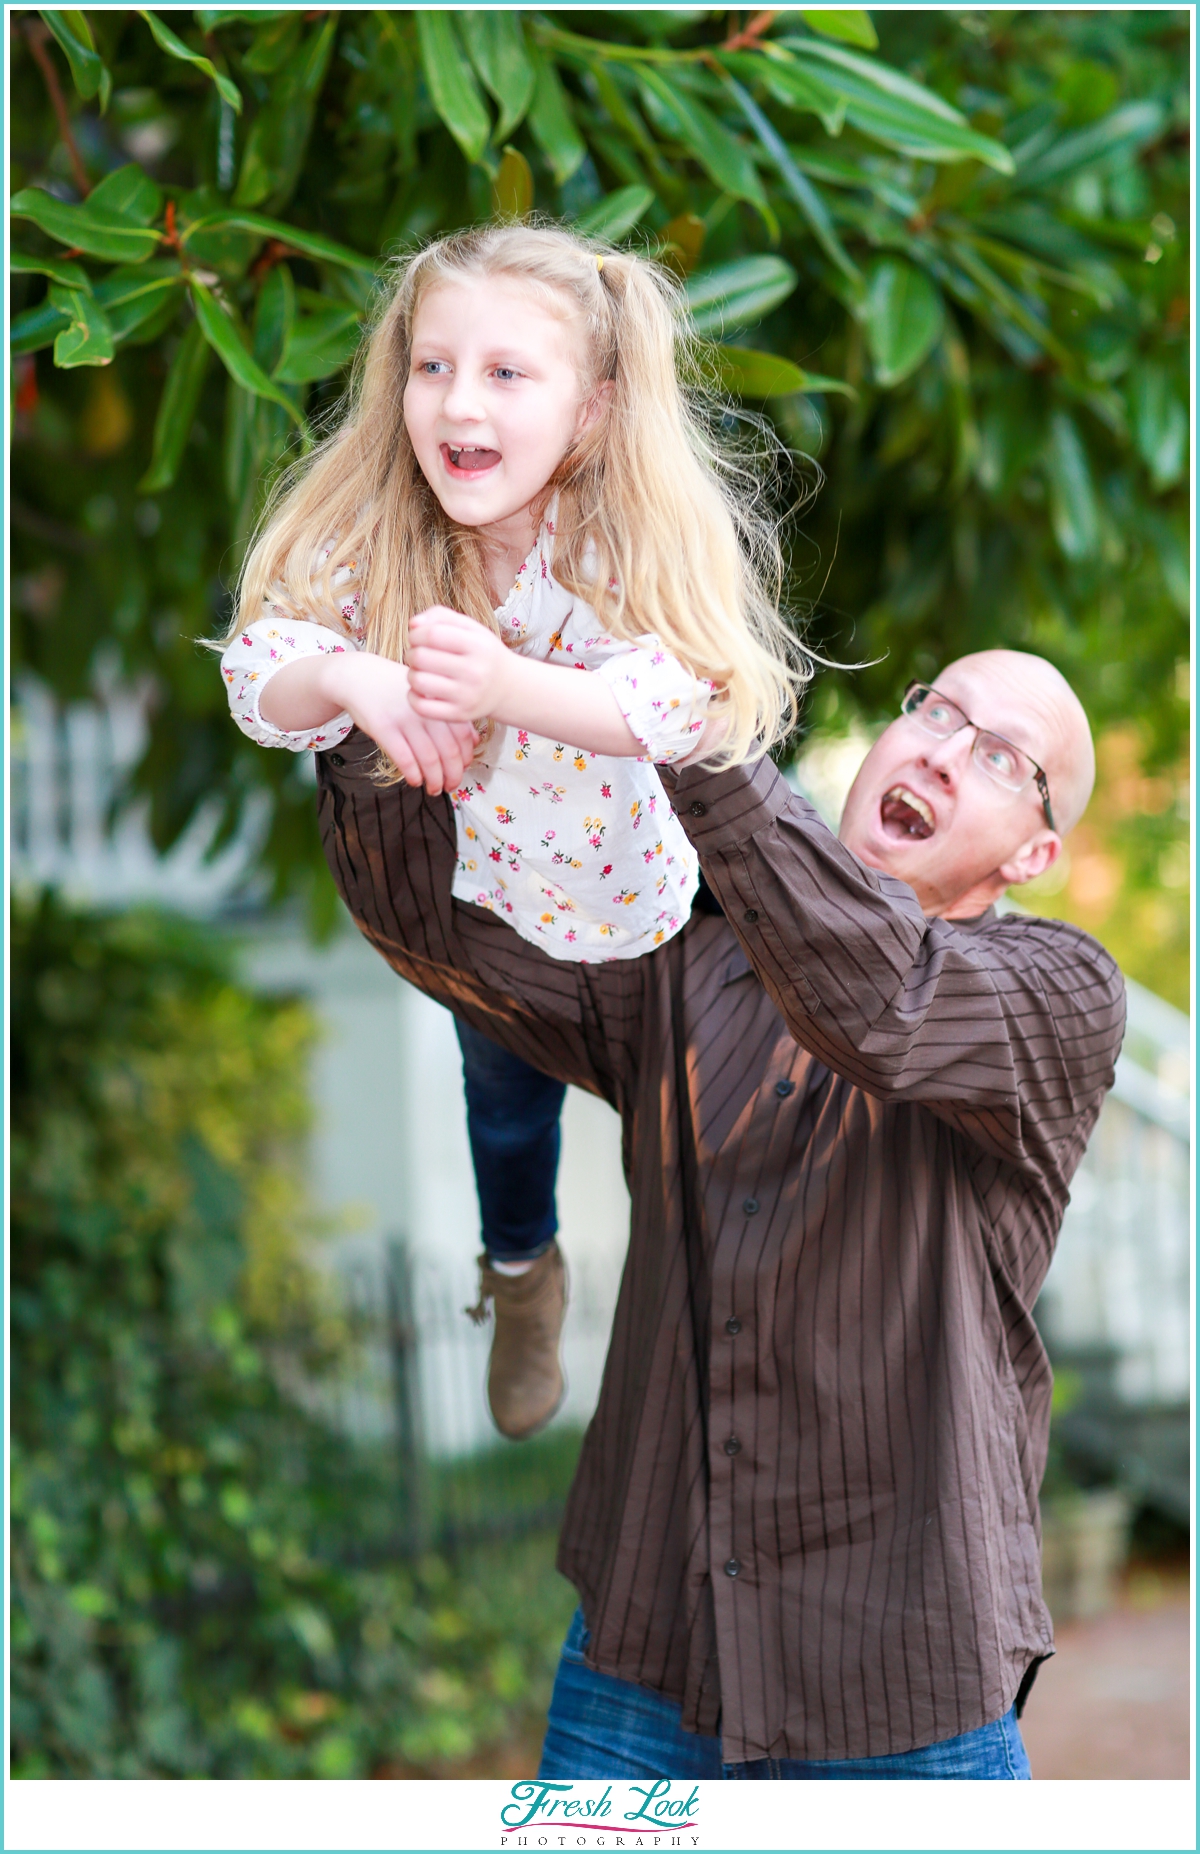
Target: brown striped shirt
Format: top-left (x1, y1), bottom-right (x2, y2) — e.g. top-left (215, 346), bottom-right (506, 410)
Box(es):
top-left (317, 738), bottom-right (1124, 1762)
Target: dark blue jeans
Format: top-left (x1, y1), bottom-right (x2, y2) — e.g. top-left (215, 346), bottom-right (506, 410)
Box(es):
top-left (455, 1019), bottom-right (567, 1264)
top-left (539, 1610), bottom-right (1032, 1780)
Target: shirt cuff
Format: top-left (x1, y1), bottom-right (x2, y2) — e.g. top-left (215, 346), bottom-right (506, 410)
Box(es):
top-left (660, 754), bottom-right (794, 850)
top-left (592, 645), bottom-right (712, 765)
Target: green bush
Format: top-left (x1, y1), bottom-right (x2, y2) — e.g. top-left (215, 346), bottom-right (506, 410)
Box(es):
top-left (10, 893), bottom-right (576, 1777)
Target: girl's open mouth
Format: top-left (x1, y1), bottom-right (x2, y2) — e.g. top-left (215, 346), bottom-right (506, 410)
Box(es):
top-left (442, 443), bottom-right (502, 477)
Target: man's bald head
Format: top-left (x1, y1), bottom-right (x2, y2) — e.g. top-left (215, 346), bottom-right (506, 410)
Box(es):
top-left (945, 649), bottom-right (1095, 835)
top-left (839, 647), bottom-right (1096, 919)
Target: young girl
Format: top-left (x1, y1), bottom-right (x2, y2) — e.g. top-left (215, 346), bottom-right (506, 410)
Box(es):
top-left (220, 223), bottom-right (806, 1438)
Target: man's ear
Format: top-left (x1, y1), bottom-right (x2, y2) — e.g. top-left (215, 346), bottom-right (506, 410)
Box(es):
top-left (999, 830), bottom-right (1062, 888)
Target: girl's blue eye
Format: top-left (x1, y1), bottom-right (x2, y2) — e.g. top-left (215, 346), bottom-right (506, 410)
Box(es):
top-left (494, 367), bottom-right (518, 381)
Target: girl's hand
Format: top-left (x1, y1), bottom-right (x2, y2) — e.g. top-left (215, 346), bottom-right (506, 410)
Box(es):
top-left (261, 651), bottom-right (478, 795)
top-left (407, 608), bottom-right (513, 724)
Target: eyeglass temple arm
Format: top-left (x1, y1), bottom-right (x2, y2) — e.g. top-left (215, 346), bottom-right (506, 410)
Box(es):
top-left (1035, 771), bottom-right (1055, 833)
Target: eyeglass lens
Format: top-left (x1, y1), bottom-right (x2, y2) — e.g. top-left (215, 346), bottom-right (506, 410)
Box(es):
top-left (903, 686), bottom-right (1032, 791)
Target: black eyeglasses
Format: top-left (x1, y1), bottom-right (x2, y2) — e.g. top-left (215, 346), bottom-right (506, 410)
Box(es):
top-left (900, 683), bottom-right (1056, 832)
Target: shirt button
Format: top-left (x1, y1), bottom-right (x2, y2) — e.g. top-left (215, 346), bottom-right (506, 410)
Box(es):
top-left (725, 1317), bottom-right (741, 1335)
top-left (724, 1558), bottom-right (742, 1578)
top-left (329, 752), bottom-right (345, 767)
top-left (775, 1079), bottom-right (795, 1098)
top-left (742, 1196), bottom-right (759, 1216)
top-left (724, 1436), bottom-right (741, 1456)
top-left (743, 908), bottom-right (758, 923)
top-left (689, 800), bottom-right (707, 818)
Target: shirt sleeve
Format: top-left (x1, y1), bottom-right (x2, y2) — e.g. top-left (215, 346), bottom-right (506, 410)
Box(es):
top-left (550, 628), bottom-right (713, 764)
top-left (220, 612), bottom-right (360, 753)
top-left (661, 755), bottom-right (1126, 1186)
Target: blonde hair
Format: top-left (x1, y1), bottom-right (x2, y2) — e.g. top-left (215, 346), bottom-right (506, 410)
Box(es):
top-left (233, 222), bottom-right (810, 765)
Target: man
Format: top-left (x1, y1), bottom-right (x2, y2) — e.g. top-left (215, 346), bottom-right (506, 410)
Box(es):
top-left (317, 648), bottom-right (1124, 1779)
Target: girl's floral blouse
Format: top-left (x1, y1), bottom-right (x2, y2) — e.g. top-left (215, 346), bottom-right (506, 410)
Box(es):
top-left (220, 524), bottom-right (712, 962)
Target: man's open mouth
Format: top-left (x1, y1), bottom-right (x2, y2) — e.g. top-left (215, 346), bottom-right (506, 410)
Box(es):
top-left (443, 443), bottom-right (502, 476)
top-left (880, 786), bottom-right (935, 840)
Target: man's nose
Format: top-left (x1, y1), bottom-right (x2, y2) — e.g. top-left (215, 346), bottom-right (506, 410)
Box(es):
top-left (919, 731), bottom-right (971, 787)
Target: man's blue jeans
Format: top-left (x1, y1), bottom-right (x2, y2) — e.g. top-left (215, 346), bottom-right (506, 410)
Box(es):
top-left (455, 1019), bottom-right (567, 1263)
top-left (539, 1610), bottom-right (1032, 1780)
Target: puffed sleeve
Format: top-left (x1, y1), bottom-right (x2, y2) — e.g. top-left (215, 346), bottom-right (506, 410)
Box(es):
top-left (220, 612), bottom-right (360, 752)
top-left (549, 626), bottom-right (713, 765)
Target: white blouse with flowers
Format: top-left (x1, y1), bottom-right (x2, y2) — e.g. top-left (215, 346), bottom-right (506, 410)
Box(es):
top-left (221, 523), bottom-right (713, 961)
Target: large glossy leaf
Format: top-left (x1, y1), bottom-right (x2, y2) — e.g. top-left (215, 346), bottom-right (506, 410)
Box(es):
top-left (527, 46), bottom-right (587, 184)
top-left (11, 299), bottom-right (71, 355)
top-left (10, 249), bottom-right (91, 291)
top-left (39, 10), bottom-right (111, 111)
top-left (687, 256), bottom-right (799, 335)
top-left (636, 68), bottom-right (769, 214)
top-left (139, 319), bottom-right (211, 492)
top-left (253, 264), bottom-right (295, 375)
top-left (94, 263), bottom-right (185, 345)
top-left (181, 211), bottom-right (374, 276)
top-left (9, 188), bottom-right (161, 264)
top-left (861, 258), bottom-right (944, 385)
top-left (459, 12), bottom-right (535, 142)
top-left (722, 72), bottom-right (861, 285)
top-left (1015, 101), bottom-right (1165, 191)
top-left (1045, 411), bottom-right (1100, 560)
top-left (87, 163), bottom-right (163, 227)
top-left (47, 285), bottom-right (114, 368)
top-left (730, 51), bottom-right (846, 137)
top-left (710, 344), bottom-right (855, 400)
top-left (416, 12), bottom-right (491, 165)
top-left (492, 147), bottom-right (534, 220)
top-left (190, 283), bottom-right (308, 432)
top-left (801, 11), bottom-right (878, 49)
top-left (780, 38), bottom-right (1015, 171)
top-left (1129, 363), bottom-right (1187, 492)
top-left (573, 185), bottom-right (656, 242)
top-left (274, 301), bottom-right (361, 385)
top-left (139, 11), bottom-right (242, 112)
top-left (233, 18), bottom-right (336, 210)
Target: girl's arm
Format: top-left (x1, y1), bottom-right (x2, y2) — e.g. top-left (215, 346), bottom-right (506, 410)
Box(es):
top-left (408, 608), bottom-right (662, 757)
top-left (258, 648), bottom-right (478, 794)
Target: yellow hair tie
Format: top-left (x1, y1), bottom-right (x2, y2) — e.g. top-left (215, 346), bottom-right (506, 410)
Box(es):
top-left (596, 255), bottom-right (605, 273)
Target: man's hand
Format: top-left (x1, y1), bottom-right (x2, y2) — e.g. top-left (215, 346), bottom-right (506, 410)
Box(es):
top-left (407, 608), bottom-right (513, 724)
top-left (260, 650), bottom-right (478, 795)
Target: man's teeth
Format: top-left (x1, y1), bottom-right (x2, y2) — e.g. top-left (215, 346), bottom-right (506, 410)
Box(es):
top-left (884, 786), bottom-right (934, 829)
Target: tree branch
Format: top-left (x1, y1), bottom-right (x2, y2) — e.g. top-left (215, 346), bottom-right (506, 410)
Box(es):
top-left (23, 19), bottom-right (91, 197)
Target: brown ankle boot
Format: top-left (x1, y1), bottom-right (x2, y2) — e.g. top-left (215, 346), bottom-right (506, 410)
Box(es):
top-left (466, 1246), bottom-right (567, 1440)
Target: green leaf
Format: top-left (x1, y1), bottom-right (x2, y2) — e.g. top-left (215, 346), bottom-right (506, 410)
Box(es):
top-left (9, 188), bottom-right (161, 264)
top-left (416, 12), bottom-right (491, 166)
top-left (139, 319), bottom-right (211, 492)
top-left (252, 263), bottom-right (295, 375)
top-left (781, 38), bottom-right (1016, 172)
top-left (95, 263), bottom-right (185, 346)
top-left (139, 11), bottom-right (242, 113)
top-left (1016, 101), bottom-right (1165, 192)
top-left (686, 255), bottom-right (799, 336)
top-left (47, 285), bottom-right (114, 368)
top-left (10, 249), bottom-right (91, 291)
top-left (637, 68), bottom-right (769, 215)
top-left (729, 51), bottom-right (846, 137)
top-left (40, 10), bottom-right (111, 111)
top-left (1129, 363), bottom-right (1187, 492)
top-left (721, 72), bottom-right (861, 286)
top-left (710, 344), bottom-right (855, 400)
top-left (181, 210), bottom-right (374, 276)
top-left (459, 12), bottom-right (536, 142)
top-left (527, 46), bottom-right (587, 185)
top-left (1045, 410), bottom-right (1100, 560)
top-left (273, 301), bottom-right (361, 385)
top-left (87, 163), bottom-right (163, 228)
top-left (861, 258), bottom-right (944, 386)
top-left (11, 299), bottom-right (71, 355)
top-left (234, 18), bottom-right (337, 210)
top-left (492, 147), bottom-right (534, 221)
top-left (191, 282), bottom-right (308, 433)
top-left (574, 185), bottom-right (656, 242)
top-left (241, 13), bottom-right (303, 75)
top-left (801, 11), bottom-right (878, 50)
